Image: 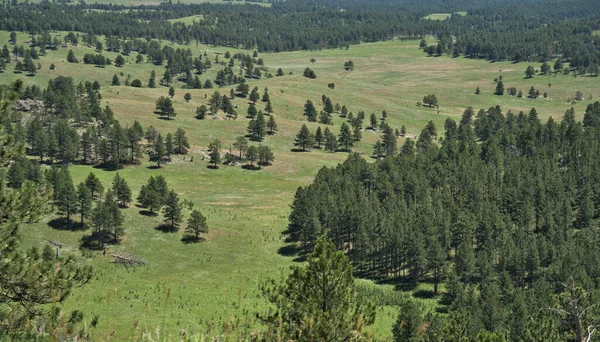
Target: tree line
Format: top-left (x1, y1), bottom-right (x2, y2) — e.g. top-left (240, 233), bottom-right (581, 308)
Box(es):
top-left (287, 101), bottom-right (600, 340)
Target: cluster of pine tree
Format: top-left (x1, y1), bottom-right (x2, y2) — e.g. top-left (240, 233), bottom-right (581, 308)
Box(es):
top-left (288, 102), bottom-right (600, 340)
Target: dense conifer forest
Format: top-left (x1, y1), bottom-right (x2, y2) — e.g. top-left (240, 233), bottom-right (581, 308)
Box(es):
top-left (288, 103), bottom-right (600, 339)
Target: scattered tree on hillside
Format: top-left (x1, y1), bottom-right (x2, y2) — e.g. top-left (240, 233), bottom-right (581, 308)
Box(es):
top-left (185, 209), bottom-right (208, 241)
top-left (294, 124), bottom-right (314, 152)
top-left (162, 190), bottom-right (182, 230)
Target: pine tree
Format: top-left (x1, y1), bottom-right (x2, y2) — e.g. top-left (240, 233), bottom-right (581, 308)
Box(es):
top-left (267, 115), bottom-right (278, 135)
top-left (373, 140), bottom-right (384, 158)
top-left (57, 168), bottom-right (77, 223)
top-left (382, 126), bottom-right (397, 156)
top-left (247, 103), bottom-right (258, 118)
top-left (370, 113), bottom-right (379, 130)
top-left (264, 99), bottom-right (273, 114)
top-left (261, 236), bottom-right (375, 341)
top-left (525, 65), bottom-right (535, 78)
top-left (112, 173), bottom-right (132, 207)
top-left (315, 126), bottom-right (324, 148)
top-left (162, 190), bottom-right (182, 229)
top-left (77, 182), bottom-right (92, 225)
top-left (392, 299), bottom-right (423, 342)
top-left (495, 80), bottom-right (504, 95)
top-left (258, 145), bottom-right (274, 168)
top-left (168, 86), bottom-right (175, 98)
top-left (166, 133), bottom-right (174, 158)
top-left (185, 209), bottom-right (208, 241)
top-left (209, 139), bottom-right (221, 168)
top-left (112, 74), bottom-right (120, 86)
top-left (91, 189), bottom-right (124, 243)
top-left (233, 136), bottom-right (249, 160)
top-left (174, 128), bottom-right (190, 154)
top-left (324, 127), bottom-right (338, 152)
top-left (338, 123), bottom-right (354, 150)
top-left (304, 100), bottom-right (317, 122)
top-left (154, 134), bottom-right (166, 167)
top-left (294, 124), bottom-right (314, 152)
top-left (85, 172), bottom-right (104, 200)
top-left (246, 145), bottom-right (258, 166)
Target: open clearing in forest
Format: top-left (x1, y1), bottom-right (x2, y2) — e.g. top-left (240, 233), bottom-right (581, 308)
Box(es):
top-left (422, 12), bottom-right (467, 20)
top-left (1, 29), bottom-right (598, 339)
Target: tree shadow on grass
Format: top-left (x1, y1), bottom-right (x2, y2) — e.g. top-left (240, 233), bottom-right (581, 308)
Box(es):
top-left (206, 165), bottom-right (219, 170)
top-left (155, 223), bottom-right (179, 233)
top-left (241, 164), bottom-right (260, 170)
top-left (290, 148), bottom-right (310, 152)
top-left (181, 235), bottom-right (205, 244)
top-left (47, 217), bottom-right (87, 231)
top-left (413, 289), bottom-right (437, 299)
top-left (277, 243), bottom-right (309, 262)
top-left (146, 165), bottom-right (161, 170)
top-left (139, 209), bottom-right (159, 217)
top-left (79, 231), bottom-right (109, 251)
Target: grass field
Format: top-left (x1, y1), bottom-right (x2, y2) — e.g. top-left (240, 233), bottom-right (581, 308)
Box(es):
top-left (1, 30), bottom-right (599, 339)
top-left (422, 12), bottom-right (467, 20)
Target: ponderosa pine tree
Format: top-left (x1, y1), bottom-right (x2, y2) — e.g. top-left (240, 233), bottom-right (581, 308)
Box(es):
top-left (258, 145), bottom-right (274, 168)
top-left (112, 173), bottom-right (132, 207)
top-left (382, 126), bottom-right (397, 156)
top-left (324, 127), bottom-right (338, 152)
top-left (85, 172), bottom-right (103, 200)
top-left (525, 65), bottom-right (535, 78)
top-left (294, 124), bottom-right (314, 151)
top-left (185, 209), bottom-right (208, 241)
top-left (246, 145), bottom-right (258, 167)
top-left (153, 134), bottom-right (166, 167)
top-left (57, 167), bottom-right (77, 224)
top-left (77, 182), bottom-right (92, 225)
top-left (392, 299), bottom-right (423, 342)
top-left (209, 139), bottom-right (221, 168)
top-left (368, 113), bottom-right (377, 130)
top-left (338, 123), bottom-right (354, 151)
top-left (267, 115), bottom-right (278, 135)
top-left (247, 103), bottom-right (257, 118)
top-left (91, 189), bottom-right (124, 244)
top-left (495, 80), bottom-right (505, 95)
top-left (260, 236), bottom-right (375, 341)
top-left (165, 133), bottom-right (174, 158)
top-left (174, 128), bottom-right (189, 154)
top-left (233, 136), bottom-right (249, 159)
top-left (162, 190), bottom-right (182, 229)
top-left (196, 105), bottom-right (208, 119)
top-left (315, 126), bottom-right (324, 148)
top-left (304, 100), bottom-right (317, 122)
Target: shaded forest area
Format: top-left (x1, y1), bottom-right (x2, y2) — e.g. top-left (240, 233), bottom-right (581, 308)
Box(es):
top-left (287, 102), bottom-right (600, 339)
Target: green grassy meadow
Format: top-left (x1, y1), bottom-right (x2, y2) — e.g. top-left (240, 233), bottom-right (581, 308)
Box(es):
top-left (1, 30), bottom-right (599, 340)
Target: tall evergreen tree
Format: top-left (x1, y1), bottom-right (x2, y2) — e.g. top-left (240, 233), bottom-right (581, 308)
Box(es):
top-left (162, 190), bottom-right (182, 229)
top-left (261, 237), bottom-right (375, 341)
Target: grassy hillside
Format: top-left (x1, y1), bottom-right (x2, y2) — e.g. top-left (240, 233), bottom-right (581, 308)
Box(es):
top-left (1, 30), bottom-right (599, 339)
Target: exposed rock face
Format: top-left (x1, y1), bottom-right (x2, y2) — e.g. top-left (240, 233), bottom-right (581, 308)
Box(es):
top-left (13, 99), bottom-right (45, 113)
